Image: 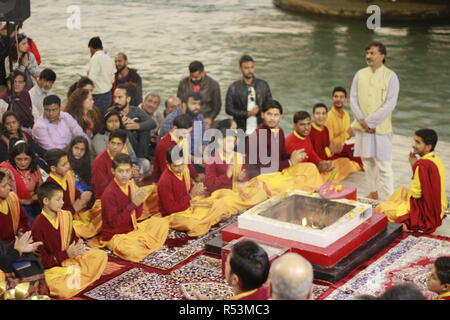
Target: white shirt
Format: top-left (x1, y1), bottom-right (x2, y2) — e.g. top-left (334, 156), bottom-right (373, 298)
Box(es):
top-left (246, 86), bottom-right (257, 135)
top-left (87, 50), bottom-right (115, 94)
top-left (29, 84), bottom-right (52, 119)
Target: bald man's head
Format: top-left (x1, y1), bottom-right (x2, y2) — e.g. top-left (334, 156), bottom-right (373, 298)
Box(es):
top-left (269, 253), bottom-right (313, 300)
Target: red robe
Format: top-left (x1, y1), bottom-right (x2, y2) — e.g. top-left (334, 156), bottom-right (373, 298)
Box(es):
top-left (151, 133), bottom-right (198, 182)
top-left (0, 193), bottom-right (30, 243)
top-left (285, 131), bottom-right (322, 165)
top-left (46, 176), bottom-right (80, 215)
top-left (92, 150), bottom-right (114, 199)
top-left (246, 124), bottom-right (291, 179)
top-left (232, 286), bottom-right (270, 300)
top-left (204, 153), bottom-right (247, 193)
top-left (157, 167), bottom-right (193, 217)
top-left (396, 159), bottom-right (443, 234)
top-left (31, 213), bottom-right (79, 269)
top-left (100, 179), bottom-right (143, 241)
top-left (309, 125), bottom-right (331, 160)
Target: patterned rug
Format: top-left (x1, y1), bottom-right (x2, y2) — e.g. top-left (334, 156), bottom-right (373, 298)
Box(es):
top-left (84, 255), bottom-right (231, 300)
top-left (140, 215), bottom-right (238, 270)
top-left (319, 235), bottom-right (450, 300)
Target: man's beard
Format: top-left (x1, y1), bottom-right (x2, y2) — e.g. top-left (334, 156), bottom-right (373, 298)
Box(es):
top-left (116, 65), bottom-right (127, 73)
top-left (186, 107), bottom-right (200, 117)
top-left (191, 79), bottom-right (202, 85)
top-left (113, 102), bottom-right (127, 111)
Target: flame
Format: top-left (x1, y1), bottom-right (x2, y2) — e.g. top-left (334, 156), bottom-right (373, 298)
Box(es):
top-left (302, 217), bottom-right (307, 227)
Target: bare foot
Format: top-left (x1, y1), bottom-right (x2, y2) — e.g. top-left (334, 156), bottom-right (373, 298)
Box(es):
top-left (402, 224), bottom-right (409, 232)
top-left (366, 192), bottom-right (379, 200)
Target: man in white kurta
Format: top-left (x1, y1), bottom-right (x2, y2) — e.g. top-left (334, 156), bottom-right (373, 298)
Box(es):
top-left (350, 41), bottom-right (400, 200)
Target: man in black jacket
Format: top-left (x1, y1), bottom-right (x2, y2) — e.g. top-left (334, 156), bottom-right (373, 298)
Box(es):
top-left (177, 60), bottom-right (221, 129)
top-left (113, 52), bottom-right (143, 106)
top-left (225, 55), bottom-right (272, 135)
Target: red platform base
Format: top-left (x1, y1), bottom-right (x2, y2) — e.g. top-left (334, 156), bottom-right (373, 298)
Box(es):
top-left (221, 211), bottom-right (388, 267)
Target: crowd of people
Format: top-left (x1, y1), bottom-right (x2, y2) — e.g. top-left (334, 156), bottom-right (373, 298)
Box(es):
top-left (0, 22), bottom-right (448, 300)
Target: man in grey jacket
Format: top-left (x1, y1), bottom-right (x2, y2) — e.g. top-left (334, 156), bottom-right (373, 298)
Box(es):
top-left (109, 84), bottom-right (156, 158)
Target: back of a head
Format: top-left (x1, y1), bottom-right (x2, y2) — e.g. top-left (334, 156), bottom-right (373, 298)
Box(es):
top-left (379, 284), bottom-right (426, 300)
top-left (269, 253), bottom-right (313, 300)
top-left (173, 113), bottom-right (193, 130)
top-left (88, 36), bottom-right (103, 50)
top-left (230, 240), bottom-right (269, 292)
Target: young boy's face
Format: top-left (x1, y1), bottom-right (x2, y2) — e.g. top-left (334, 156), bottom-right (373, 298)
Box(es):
top-left (169, 160), bottom-right (185, 175)
top-left (51, 156), bottom-right (71, 177)
top-left (312, 107), bottom-right (328, 127)
top-left (108, 138), bottom-right (125, 158)
top-left (113, 164), bottom-right (132, 185)
top-left (45, 190), bottom-right (65, 213)
top-left (427, 266), bottom-right (447, 294)
top-left (0, 176), bottom-right (12, 200)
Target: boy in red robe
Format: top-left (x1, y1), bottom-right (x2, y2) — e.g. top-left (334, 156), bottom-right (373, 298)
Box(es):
top-left (31, 182), bottom-right (107, 299)
top-left (376, 129), bottom-right (447, 234)
top-left (226, 240), bottom-right (270, 300)
top-left (428, 256), bottom-right (450, 300)
top-left (246, 100), bottom-right (303, 179)
top-left (152, 113), bottom-right (199, 183)
top-left (44, 149), bottom-right (92, 216)
top-left (94, 153), bottom-right (169, 262)
top-left (92, 129), bottom-right (128, 199)
top-left (285, 111), bottom-right (333, 173)
top-left (0, 170), bottom-right (30, 244)
top-left (309, 103), bottom-right (333, 160)
top-left (204, 127), bottom-right (247, 193)
top-left (158, 146), bottom-right (206, 217)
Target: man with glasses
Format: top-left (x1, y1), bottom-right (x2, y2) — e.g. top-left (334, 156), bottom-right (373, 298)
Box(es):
top-left (226, 55), bottom-right (272, 135)
top-left (32, 95), bottom-right (89, 151)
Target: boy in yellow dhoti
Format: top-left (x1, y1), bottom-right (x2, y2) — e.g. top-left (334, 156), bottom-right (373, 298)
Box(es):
top-left (91, 153), bottom-right (169, 262)
top-left (31, 182), bottom-right (107, 299)
top-left (376, 129), bottom-right (447, 234)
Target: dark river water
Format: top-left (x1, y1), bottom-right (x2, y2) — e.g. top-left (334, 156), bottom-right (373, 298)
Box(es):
top-left (24, 0), bottom-right (450, 140)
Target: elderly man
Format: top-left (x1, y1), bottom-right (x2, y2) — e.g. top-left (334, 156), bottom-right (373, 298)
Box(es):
top-left (32, 95), bottom-right (89, 151)
top-left (177, 61), bottom-right (221, 129)
top-left (269, 253), bottom-right (314, 300)
top-left (350, 41), bottom-right (400, 200)
top-left (113, 52), bottom-right (143, 106)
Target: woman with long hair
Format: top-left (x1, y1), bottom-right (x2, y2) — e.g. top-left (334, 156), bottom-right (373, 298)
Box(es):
top-left (4, 33), bottom-right (40, 90)
top-left (65, 88), bottom-right (103, 139)
top-left (67, 76), bottom-right (95, 99)
top-left (0, 141), bottom-right (44, 224)
top-left (0, 111), bottom-right (45, 162)
top-left (66, 136), bottom-right (92, 192)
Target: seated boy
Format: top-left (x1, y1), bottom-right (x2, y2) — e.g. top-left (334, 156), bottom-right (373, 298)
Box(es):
top-left (158, 146), bottom-right (225, 237)
top-left (0, 170), bottom-right (30, 244)
top-left (31, 182), bottom-right (107, 299)
top-left (44, 149), bottom-right (100, 239)
top-left (428, 256), bottom-right (450, 300)
top-left (92, 153), bottom-right (169, 262)
top-left (376, 129), bottom-right (447, 234)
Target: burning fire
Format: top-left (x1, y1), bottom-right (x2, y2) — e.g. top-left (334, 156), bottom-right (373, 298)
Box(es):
top-left (301, 217), bottom-right (319, 229)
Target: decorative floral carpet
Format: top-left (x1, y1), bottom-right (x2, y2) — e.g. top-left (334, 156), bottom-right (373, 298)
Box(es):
top-left (318, 235), bottom-right (450, 300)
top-left (140, 215), bottom-right (238, 270)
